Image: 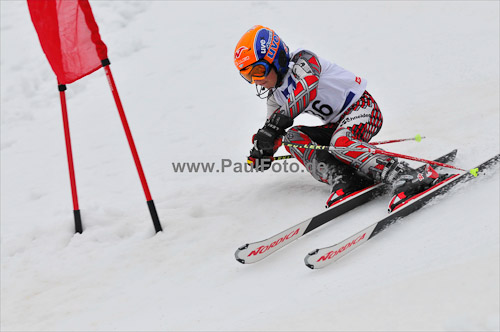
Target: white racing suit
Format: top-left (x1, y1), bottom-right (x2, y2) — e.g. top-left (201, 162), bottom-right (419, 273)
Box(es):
top-left (266, 48), bottom-right (392, 185)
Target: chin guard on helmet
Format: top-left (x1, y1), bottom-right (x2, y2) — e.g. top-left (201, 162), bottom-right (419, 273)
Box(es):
top-left (255, 85), bottom-right (270, 99)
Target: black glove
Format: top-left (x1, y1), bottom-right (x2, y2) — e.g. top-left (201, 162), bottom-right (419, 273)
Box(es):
top-left (247, 148), bottom-right (274, 171)
top-left (253, 113), bottom-right (293, 154)
top-left (247, 113), bottom-right (293, 171)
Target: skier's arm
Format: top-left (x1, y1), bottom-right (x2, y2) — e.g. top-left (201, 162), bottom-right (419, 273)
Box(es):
top-left (249, 51), bottom-right (321, 170)
top-left (256, 51), bottom-right (322, 149)
top-left (272, 50), bottom-right (321, 120)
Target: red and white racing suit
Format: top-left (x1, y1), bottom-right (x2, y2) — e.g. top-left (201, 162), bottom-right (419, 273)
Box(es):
top-left (267, 48), bottom-right (389, 184)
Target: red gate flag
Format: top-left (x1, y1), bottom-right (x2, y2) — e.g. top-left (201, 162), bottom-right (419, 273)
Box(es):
top-left (27, 0), bottom-right (163, 233)
top-left (27, 0), bottom-right (108, 84)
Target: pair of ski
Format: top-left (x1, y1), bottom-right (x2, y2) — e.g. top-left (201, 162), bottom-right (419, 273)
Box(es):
top-left (235, 150), bottom-right (500, 269)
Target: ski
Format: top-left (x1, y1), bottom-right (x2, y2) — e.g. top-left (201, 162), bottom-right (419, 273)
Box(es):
top-left (305, 153), bottom-right (500, 269)
top-left (235, 150), bottom-right (458, 264)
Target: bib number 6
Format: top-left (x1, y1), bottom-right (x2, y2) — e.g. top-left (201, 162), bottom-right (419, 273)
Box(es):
top-left (311, 100), bottom-right (333, 120)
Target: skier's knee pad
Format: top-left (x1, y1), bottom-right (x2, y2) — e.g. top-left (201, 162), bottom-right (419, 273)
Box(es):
top-left (283, 126), bottom-right (309, 154)
top-left (329, 127), bottom-right (352, 150)
top-left (283, 126), bottom-right (305, 143)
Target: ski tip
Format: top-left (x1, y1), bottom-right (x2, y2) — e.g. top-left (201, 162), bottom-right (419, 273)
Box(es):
top-left (235, 244), bottom-right (250, 264)
top-left (307, 249), bottom-right (319, 256)
top-left (304, 250), bottom-right (319, 269)
top-left (305, 250), bottom-right (319, 269)
top-left (238, 243), bottom-right (249, 250)
top-left (469, 168), bottom-right (479, 177)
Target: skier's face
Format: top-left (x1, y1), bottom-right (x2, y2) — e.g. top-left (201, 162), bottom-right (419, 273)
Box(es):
top-left (254, 67), bottom-right (277, 89)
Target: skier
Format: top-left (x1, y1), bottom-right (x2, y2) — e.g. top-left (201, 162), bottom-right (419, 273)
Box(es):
top-left (234, 25), bottom-right (446, 211)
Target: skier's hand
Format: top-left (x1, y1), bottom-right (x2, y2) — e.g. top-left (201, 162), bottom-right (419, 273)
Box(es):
top-left (247, 148), bottom-right (274, 171)
top-left (252, 127), bottom-right (278, 155)
top-left (252, 113), bottom-right (293, 154)
top-left (248, 133), bottom-right (282, 172)
top-left (248, 112), bottom-right (291, 172)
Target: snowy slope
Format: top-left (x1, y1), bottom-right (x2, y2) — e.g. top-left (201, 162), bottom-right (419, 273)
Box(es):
top-left (1, 1), bottom-right (499, 331)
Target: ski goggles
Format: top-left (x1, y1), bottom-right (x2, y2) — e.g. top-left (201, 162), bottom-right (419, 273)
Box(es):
top-left (239, 61), bottom-right (272, 84)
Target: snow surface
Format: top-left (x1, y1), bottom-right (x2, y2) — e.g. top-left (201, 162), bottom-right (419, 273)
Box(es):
top-left (1, 1), bottom-right (499, 331)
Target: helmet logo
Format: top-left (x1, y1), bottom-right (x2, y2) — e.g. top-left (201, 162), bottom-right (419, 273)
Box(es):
top-left (260, 39), bottom-right (267, 54)
top-left (235, 46), bottom-right (249, 59)
top-left (264, 33), bottom-right (280, 63)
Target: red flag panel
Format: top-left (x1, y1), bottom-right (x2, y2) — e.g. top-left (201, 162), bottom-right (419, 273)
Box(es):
top-left (27, 0), bottom-right (108, 84)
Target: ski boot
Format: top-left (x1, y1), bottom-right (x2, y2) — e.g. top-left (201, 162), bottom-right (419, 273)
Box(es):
top-left (326, 171), bottom-right (375, 208)
top-left (388, 163), bottom-right (448, 212)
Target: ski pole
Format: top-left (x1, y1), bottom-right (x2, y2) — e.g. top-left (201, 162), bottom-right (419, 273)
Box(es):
top-left (274, 135), bottom-right (425, 161)
top-left (246, 154), bottom-right (293, 165)
top-left (273, 155), bottom-right (294, 161)
top-left (360, 147), bottom-right (474, 174)
top-left (370, 134), bottom-right (425, 145)
top-left (282, 142), bottom-right (479, 176)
